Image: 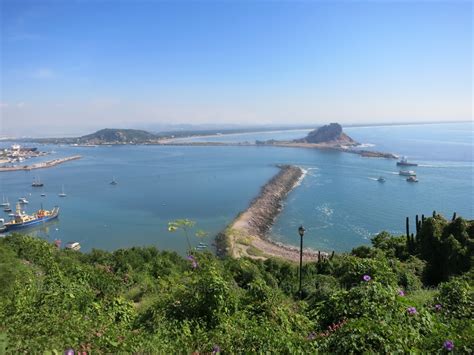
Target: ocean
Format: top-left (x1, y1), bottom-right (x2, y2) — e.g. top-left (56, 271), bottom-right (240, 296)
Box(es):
top-left (1, 122), bottom-right (472, 254)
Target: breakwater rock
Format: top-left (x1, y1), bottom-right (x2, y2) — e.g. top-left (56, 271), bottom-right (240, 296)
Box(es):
top-left (217, 165), bottom-right (322, 262)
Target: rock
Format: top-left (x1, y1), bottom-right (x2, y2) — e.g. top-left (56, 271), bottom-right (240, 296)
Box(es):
top-left (296, 123), bottom-right (357, 145)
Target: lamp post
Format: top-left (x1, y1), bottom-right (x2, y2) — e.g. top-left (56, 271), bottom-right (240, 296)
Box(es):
top-left (298, 225), bottom-right (305, 299)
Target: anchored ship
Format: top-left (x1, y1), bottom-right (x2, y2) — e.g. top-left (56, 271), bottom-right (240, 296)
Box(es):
top-left (396, 156), bottom-right (418, 166)
top-left (4, 203), bottom-right (59, 230)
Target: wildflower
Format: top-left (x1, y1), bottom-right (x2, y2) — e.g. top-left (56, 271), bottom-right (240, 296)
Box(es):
top-left (64, 349), bottom-right (74, 355)
top-left (187, 255), bottom-right (198, 269)
top-left (407, 307), bottom-right (417, 315)
top-left (398, 290), bottom-right (405, 296)
top-left (443, 340), bottom-right (454, 351)
top-left (306, 331), bottom-right (316, 340)
top-left (362, 274), bottom-right (371, 282)
top-left (212, 345), bottom-right (221, 354)
top-left (434, 304), bottom-right (442, 312)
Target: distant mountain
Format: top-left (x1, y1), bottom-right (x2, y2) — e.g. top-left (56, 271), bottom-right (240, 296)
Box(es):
top-left (295, 123), bottom-right (357, 145)
top-left (78, 128), bottom-right (158, 144)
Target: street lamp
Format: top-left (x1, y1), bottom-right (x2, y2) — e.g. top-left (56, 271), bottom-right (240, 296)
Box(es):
top-left (298, 225), bottom-right (305, 299)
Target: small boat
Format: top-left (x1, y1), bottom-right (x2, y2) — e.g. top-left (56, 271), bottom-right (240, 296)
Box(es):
top-left (4, 203), bottom-right (12, 212)
top-left (110, 177), bottom-right (118, 185)
top-left (0, 196), bottom-right (9, 207)
top-left (58, 185), bottom-right (67, 197)
top-left (65, 242), bottom-right (81, 251)
top-left (377, 176), bottom-right (386, 182)
top-left (407, 176), bottom-right (419, 183)
top-left (18, 197), bottom-right (29, 204)
top-left (399, 170), bottom-right (417, 177)
top-left (41, 193), bottom-right (46, 197)
top-left (0, 219), bottom-right (5, 233)
top-left (4, 203), bottom-right (59, 230)
top-left (32, 177), bottom-right (44, 187)
top-left (397, 156), bottom-right (418, 167)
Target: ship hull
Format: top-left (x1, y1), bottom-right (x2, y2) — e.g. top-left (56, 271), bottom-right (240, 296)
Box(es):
top-left (5, 213), bottom-right (59, 230)
top-left (397, 162), bottom-right (418, 166)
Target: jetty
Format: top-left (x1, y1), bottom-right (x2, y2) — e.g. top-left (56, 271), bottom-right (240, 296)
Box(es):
top-left (0, 155), bottom-right (81, 172)
top-left (217, 164), bottom-right (323, 262)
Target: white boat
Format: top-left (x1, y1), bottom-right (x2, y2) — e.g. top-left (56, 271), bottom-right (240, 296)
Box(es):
top-left (18, 197), bottom-right (29, 204)
top-left (399, 170), bottom-right (416, 177)
top-left (110, 177), bottom-right (118, 185)
top-left (407, 176), bottom-right (419, 183)
top-left (41, 193), bottom-right (46, 197)
top-left (377, 176), bottom-right (386, 182)
top-left (58, 185), bottom-right (67, 197)
top-left (65, 242), bottom-right (81, 251)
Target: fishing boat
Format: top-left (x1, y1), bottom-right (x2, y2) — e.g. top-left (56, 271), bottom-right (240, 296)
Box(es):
top-left (406, 176), bottom-right (419, 183)
top-left (377, 176), bottom-right (386, 182)
top-left (4, 203), bottom-right (59, 231)
top-left (396, 156), bottom-right (418, 167)
top-left (18, 197), bottom-right (29, 204)
top-left (32, 177), bottom-right (44, 187)
top-left (399, 170), bottom-right (417, 177)
top-left (65, 242), bottom-right (81, 251)
top-left (58, 185), bottom-right (67, 197)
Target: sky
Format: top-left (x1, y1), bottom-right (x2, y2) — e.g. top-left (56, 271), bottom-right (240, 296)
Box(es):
top-left (0, 0), bottom-right (472, 136)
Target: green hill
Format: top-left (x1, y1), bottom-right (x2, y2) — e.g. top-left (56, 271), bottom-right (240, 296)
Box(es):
top-left (78, 128), bottom-right (159, 144)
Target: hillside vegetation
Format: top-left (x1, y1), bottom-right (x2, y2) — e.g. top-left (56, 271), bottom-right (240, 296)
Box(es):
top-left (0, 214), bottom-right (472, 353)
top-left (78, 128), bottom-right (158, 144)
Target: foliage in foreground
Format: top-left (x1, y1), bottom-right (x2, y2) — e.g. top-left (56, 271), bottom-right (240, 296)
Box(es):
top-left (0, 215), bottom-right (473, 353)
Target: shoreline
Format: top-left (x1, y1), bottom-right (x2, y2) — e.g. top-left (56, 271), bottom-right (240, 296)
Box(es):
top-left (0, 155), bottom-right (82, 172)
top-left (216, 164), bottom-right (325, 262)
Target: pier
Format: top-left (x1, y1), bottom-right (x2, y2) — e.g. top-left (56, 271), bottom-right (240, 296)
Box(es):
top-left (0, 155), bottom-right (82, 172)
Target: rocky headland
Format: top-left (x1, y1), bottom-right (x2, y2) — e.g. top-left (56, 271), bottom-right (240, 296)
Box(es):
top-left (264, 123), bottom-right (397, 159)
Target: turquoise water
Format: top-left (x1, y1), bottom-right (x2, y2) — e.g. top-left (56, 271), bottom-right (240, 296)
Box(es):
top-left (1, 122), bottom-right (472, 253)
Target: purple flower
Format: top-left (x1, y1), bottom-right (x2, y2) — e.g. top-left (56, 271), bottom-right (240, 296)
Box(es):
top-left (212, 345), bottom-right (221, 354)
top-left (187, 255), bottom-right (198, 269)
top-left (306, 331), bottom-right (316, 340)
top-left (64, 349), bottom-right (74, 355)
top-left (443, 340), bottom-right (454, 351)
top-left (407, 307), bottom-right (417, 315)
top-left (398, 290), bottom-right (405, 296)
top-left (435, 304), bottom-right (442, 312)
top-left (362, 274), bottom-right (371, 282)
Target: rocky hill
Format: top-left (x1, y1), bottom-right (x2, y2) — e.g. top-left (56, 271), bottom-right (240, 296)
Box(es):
top-left (296, 123), bottom-right (357, 145)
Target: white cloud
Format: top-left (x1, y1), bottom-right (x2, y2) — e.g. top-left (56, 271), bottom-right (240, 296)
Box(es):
top-left (16, 102), bottom-right (25, 108)
top-left (0, 102), bottom-right (9, 108)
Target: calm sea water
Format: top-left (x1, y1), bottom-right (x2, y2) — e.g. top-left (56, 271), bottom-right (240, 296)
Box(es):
top-left (1, 122), bottom-right (472, 254)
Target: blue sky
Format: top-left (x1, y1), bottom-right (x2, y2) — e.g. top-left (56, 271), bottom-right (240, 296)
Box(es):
top-left (1, 0), bottom-right (472, 136)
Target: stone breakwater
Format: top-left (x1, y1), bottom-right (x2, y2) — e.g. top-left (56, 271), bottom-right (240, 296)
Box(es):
top-left (217, 165), bottom-right (323, 262)
top-left (0, 155), bottom-right (82, 172)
